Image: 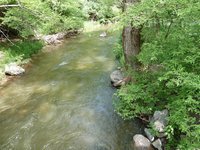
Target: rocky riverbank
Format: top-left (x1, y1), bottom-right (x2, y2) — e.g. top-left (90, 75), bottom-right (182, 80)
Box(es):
top-left (110, 69), bottom-right (169, 150)
top-left (0, 30), bottom-right (80, 87)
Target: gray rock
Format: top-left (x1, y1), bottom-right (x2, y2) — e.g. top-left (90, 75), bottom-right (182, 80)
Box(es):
top-left (5, 63), bottom-right (25, 76)
top-left (99, 32), bottom-right (107, 37)
top-left (152, 139), bottom-right (162, 150)
top-left (144, 128), bottom-right (155, 142)
top-left (110, 70), bottom-right (123, 83)
top-left (42, 32), bottom-right (67, 44)
top-left (154, 120), bottom-right (165, 133)
top-left (151, 109), bottom-right (168, 133)
top-left (152, 109), bottom-right (168, 123)
top-left (133, 134), bottom-right (153, 150)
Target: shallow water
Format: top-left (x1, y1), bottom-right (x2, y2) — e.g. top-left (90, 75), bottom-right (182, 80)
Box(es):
top-left (0, 31), bottom-right (142, 150)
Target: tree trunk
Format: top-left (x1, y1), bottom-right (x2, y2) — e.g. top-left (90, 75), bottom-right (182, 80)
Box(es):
top-left (122, 0), bottom-right (141, 70)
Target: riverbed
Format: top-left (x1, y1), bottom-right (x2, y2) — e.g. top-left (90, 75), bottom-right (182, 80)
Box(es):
top-left (0, 30), bottom-right (142, 150)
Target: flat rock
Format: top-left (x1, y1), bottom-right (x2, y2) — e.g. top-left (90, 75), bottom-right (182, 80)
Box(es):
top-left (133, 134), bottom-right (153, 150)
top-left (5, 63), bottom-right (25, 76)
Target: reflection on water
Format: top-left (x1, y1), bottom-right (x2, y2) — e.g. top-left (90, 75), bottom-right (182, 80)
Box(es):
top-left (0, 31), bottom-right (142, 150)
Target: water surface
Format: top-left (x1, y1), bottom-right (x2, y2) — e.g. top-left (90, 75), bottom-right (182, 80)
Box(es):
top-left (0, 31), bottom-right (142, 150)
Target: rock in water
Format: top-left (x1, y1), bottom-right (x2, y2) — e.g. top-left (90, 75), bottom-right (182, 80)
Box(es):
top-left (133, 134), bottom-right (153, 150)
top-left (99, 32), bottom-right (107, 37)
top-left (5, 63), bottom-right (25, 76)
top-left (110, 70), bottom-right (123, 83)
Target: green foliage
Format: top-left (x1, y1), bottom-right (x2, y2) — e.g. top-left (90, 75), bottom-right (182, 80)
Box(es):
top-left (0, 0), bottom-right (120, 37)
top-left (115, 0), bottom-right (200, 149)
top-left (1, 0), bottom-right (84, 37)
top-left (113, 35), bottom-right (125, 65)
top-left (0, 40), bottom-right (43, 66)
top-left (82, 0), bottom-right (120, 24)
top-left (0, 0), bottom-right (16, 4)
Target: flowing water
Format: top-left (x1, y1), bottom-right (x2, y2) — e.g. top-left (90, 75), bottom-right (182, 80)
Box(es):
top-left (0, 30), bottom-right (142, 150)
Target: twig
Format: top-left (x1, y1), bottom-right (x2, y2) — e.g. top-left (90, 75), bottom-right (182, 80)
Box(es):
top-left (0, 29), bottom-right (15, 45)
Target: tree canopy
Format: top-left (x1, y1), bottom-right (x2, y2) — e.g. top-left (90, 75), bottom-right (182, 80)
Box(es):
top-left (115, 0), bottom-right (200, 149)
top-left (0, 0), bottom-right (120, 37)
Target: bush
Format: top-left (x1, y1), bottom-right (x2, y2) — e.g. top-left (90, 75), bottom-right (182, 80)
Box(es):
top-left (0, 40), bottom-right (43, 65)
top-left (113, 35), bottom-right (125, 66)
top-left (115, 0), bottom-right (200, 149)
top-left (1, 0), bottom-right (84, 37)
top-left (82, 0), bottom-right (119, 24)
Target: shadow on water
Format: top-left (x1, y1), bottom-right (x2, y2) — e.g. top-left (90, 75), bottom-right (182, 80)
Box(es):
top-left (0, 29), bottom-right (143, 150)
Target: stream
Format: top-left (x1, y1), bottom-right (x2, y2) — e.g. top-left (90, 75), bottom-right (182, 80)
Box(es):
top-left (0, 30), bottom-right (142, 150)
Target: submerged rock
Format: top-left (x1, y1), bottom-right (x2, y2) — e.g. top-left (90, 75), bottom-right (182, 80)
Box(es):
top-left (133, 134), bottom-right (153, 150)
top-left (5, 63), bottom-right (25, 76)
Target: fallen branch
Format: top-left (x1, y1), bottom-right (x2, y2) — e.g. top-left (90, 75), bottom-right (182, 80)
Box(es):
top-left (0, 5), bottom-right (20, 8)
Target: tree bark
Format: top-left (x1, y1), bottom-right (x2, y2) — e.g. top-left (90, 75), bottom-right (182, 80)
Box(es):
top-left (122, 0), bottom-right (141, 70)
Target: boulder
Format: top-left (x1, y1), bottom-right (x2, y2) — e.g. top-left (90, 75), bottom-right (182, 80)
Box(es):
top-left (152, 109), bottom-right (168, 123)
top-left (151, 109), bottom-right (168, 133)
top-left (99, 32), bottom-right (107, 37)
top-left (152, 139), bottom-right (162, 150)
top-left (133, 134), bottom-right (153, 150)
top-left (42, 32), bottom-right (67, 44)
top-left (5, 63), bottom-right (25, 76)
top-left (144, 128), bottom-right (155, 142)
top-left (43, 35), bottom-right (61, 44)
top-left (110, 70), bottom-right (123, 83)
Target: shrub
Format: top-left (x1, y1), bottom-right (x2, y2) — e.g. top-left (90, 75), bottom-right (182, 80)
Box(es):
top-left (115, 0), bottom-right (200, 149)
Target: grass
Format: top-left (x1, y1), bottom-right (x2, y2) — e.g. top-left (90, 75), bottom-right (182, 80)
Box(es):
top-left (0, 40), bottom-right (43, 80)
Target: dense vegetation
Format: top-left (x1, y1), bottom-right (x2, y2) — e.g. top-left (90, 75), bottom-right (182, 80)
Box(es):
top-left (0, 0), bottom-right (119, 80)
top-left (0, 0), bottom-right (119, 37)
top-left (0, 0), bottom-right (84, 37)
top-left (114, 0), bottom-right (200, 149)
top-left (0, 0), bottom-right (199, 149)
